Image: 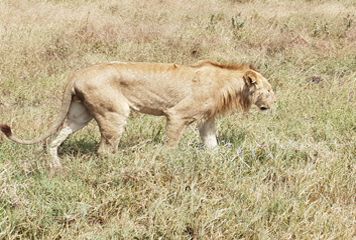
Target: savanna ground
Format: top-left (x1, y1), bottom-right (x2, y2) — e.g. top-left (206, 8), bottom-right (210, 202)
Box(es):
top-left (0, 0), bottom-right (355, 239)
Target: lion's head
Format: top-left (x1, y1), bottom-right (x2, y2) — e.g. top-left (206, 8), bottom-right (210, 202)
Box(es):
top-left (243, 70), bottom-right (276, 111)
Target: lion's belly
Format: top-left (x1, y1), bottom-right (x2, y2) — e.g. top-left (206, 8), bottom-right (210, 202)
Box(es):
top-left (116, 68), bottom-right (194, 116)
top-left (123, 88), bottom-right (182, 116)
top-left (134, 106), bottom-right (165, 116)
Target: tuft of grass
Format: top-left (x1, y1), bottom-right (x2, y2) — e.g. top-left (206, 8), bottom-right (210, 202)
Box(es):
top-left (0, 0), bottom-right (355, 239)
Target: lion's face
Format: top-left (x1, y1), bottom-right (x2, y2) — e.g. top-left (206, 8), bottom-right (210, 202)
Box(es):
top-left (244, 71), bottom-right (276, 111)
top-left (253, 78), bottom-right (276, 111)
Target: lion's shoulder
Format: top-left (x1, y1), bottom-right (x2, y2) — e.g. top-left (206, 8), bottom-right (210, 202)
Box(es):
top-left (190, 59), bottom-right (256, 72)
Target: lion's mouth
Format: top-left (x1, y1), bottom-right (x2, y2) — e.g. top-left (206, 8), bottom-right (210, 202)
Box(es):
top-left (259, 106), bottom-right (269, 111)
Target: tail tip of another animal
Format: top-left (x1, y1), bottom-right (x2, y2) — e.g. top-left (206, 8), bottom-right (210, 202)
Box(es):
top-left (0, 124), bottom-right (12, 137)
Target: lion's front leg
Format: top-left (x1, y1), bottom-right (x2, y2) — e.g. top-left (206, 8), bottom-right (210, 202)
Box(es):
top-left (165, 116), bottom-right (189, 148)
top-left (198, 118), bottom-right (218, 149)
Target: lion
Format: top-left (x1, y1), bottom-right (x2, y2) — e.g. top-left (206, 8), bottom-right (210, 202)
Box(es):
top-left (0, 60), bottom-right (276, 170)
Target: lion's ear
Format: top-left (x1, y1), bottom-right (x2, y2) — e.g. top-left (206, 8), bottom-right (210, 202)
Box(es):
top-left (243, 70), bottom-right (258, 86)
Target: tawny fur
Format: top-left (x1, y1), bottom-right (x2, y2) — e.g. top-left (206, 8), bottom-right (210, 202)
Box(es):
top-left (0, 60), bottom-right (276, 169)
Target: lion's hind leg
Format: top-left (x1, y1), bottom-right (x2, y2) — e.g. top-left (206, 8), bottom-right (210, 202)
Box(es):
top-left (95, 111), bottom-right (129, 156)
top-left (78, 88), bottom-right (131, 156)
top-left (48, 101), bottom-right (92, 170)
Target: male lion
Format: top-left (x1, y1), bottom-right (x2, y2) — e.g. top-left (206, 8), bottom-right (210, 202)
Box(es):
top-left (0, 60), bottom-right (276, 170)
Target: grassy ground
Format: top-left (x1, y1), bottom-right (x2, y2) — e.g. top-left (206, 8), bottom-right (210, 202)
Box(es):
top-left (0, 0), bottom-right (355, 239)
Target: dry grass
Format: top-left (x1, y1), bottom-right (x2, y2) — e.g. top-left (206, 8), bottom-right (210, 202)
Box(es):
top-left (0, 0), bottom-right (355, 239)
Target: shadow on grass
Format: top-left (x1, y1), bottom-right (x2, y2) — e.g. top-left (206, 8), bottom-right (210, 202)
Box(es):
top-left (58, 137), bottom-right (154, 158)
top-left (59, 139), bottom-right (98, 157)
top-left (218, 128), bottom-right (247, 147)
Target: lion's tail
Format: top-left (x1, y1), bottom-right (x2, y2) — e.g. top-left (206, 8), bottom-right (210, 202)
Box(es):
top-left (0, 79), bottom-right (75, 145)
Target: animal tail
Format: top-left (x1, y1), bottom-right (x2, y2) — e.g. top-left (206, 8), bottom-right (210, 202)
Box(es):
top-left (0, 78), bottom-right (75, 145)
